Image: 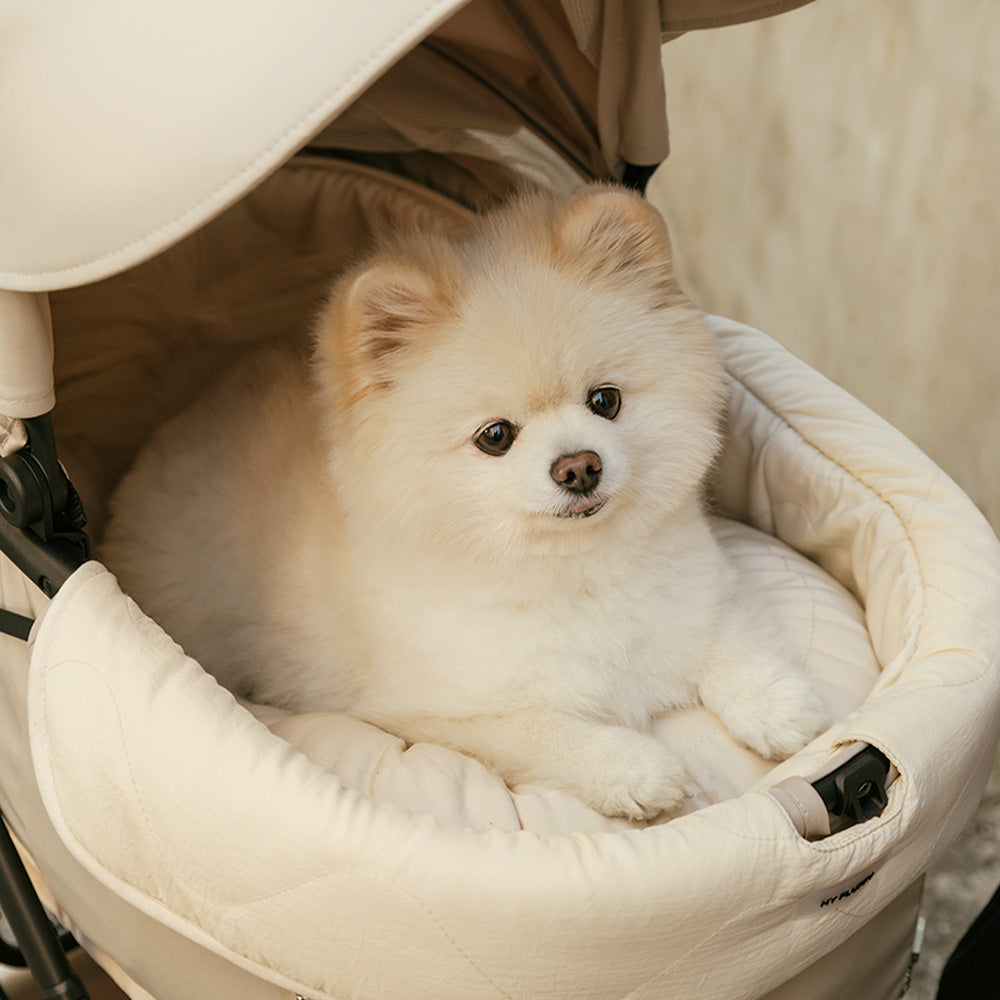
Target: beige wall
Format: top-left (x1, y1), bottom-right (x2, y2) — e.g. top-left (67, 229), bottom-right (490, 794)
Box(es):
top-left (648, 0), bottom-right (1000, 525)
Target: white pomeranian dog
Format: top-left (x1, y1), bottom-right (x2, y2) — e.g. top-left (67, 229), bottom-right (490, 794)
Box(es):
top-left (102, 185), bottom-right (828, 819)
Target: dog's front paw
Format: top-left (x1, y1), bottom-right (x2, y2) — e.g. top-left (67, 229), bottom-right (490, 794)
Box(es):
top-left (576, 729), bottom-right (690, 821)
top-left (719, 670), bottom-right (830, 761)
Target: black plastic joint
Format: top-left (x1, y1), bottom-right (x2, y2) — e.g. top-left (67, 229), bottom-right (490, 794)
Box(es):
top-left (0, 414), bottom-right (89, 600)
top-left (0, 451), bottom-right (48, 529)
top-left (813, 746), bottom-right (892, 824)
top-left (834, 749), bottom-right (891, 822)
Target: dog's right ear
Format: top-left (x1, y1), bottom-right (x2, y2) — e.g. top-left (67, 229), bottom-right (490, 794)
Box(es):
top-left (554, 186), bottom-right (682, 306)
top-left (315, 255), bottom-right (450, 406)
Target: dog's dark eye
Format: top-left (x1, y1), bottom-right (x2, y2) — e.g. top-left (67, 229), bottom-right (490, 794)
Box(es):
top-left (474, 420), bottom-right (518, 456)
top-left (587, 386), bottom-right (621, 420)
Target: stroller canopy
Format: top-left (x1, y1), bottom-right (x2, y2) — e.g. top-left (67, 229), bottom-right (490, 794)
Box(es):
top-left (1, 0), bottom-right (813, 294)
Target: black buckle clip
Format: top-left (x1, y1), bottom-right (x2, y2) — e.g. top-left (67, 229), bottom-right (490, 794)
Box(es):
top-left (812, 745), bottom-right (892, 826)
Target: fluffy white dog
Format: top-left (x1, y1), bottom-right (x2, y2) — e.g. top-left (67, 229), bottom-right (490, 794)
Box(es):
top-left (103, 185), bottom-right (828, 819)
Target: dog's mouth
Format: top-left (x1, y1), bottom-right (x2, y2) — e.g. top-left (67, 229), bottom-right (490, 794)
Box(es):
top-left (555, 494), bottom-right (607, 519)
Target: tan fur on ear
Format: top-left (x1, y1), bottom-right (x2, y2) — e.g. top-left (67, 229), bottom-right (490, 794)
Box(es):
top-left (346, 260), bottom-right (440, 356)
top-left (554, 186), bottom-right (681, 306)
top-left (314, 255), bottom-right (450, 412)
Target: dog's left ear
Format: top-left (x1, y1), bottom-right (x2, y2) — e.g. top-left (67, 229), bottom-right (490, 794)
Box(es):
top-left (315, 254), bottom-right (452, 409)
top-left (554, 186), bottom-right (681, 303)
top-left (342, 258), bottom-right (443, 362)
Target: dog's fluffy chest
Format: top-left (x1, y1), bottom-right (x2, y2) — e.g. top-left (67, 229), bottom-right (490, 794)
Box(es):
top-left (345, 522), bottom-right (723, 729)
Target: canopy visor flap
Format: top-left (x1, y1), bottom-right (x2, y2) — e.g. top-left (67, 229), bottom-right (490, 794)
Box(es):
top-left (0, 0), bottom-right (815, 294)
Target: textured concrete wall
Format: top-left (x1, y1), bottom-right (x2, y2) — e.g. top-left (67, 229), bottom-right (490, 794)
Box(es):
top-left (648, 0), bottom-right (1000, 525)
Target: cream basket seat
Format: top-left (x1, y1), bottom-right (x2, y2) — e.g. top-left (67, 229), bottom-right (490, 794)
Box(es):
top-left (2, 3), bottom-right (999, 999)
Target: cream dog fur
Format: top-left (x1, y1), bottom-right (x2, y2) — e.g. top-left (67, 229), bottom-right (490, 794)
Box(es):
top-left (103, 186), bottom-right (828, 819)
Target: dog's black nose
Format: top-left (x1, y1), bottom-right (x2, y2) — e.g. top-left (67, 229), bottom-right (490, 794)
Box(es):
top-left (550, 451), bottom-right (602, 493)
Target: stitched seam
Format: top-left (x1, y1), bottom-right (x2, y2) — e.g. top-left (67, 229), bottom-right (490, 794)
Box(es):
top-left (38, 658), bottom-right (173, 892)
top-left (722, 365), bottom-right (926, 669)
top-left (615, 901), bottom-right (770, 998)
top-left (796, 558), bottom-right (818, 676)
top-left (0, 390), bottom-right (54, 406)
top-left (926, 582), bottom-right (1000, 633)
top-left (870, 650), bottom-right (993, 692)
top-left (227, 867), bottom-right (517, 1000)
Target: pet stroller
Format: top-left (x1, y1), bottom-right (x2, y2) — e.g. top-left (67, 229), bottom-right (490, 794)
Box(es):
top-left (2, 2), bottom-right (999, 998)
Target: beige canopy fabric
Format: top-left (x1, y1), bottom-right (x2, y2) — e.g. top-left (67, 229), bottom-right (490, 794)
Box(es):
top-left (0, 0), bottom-right (815, 294)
